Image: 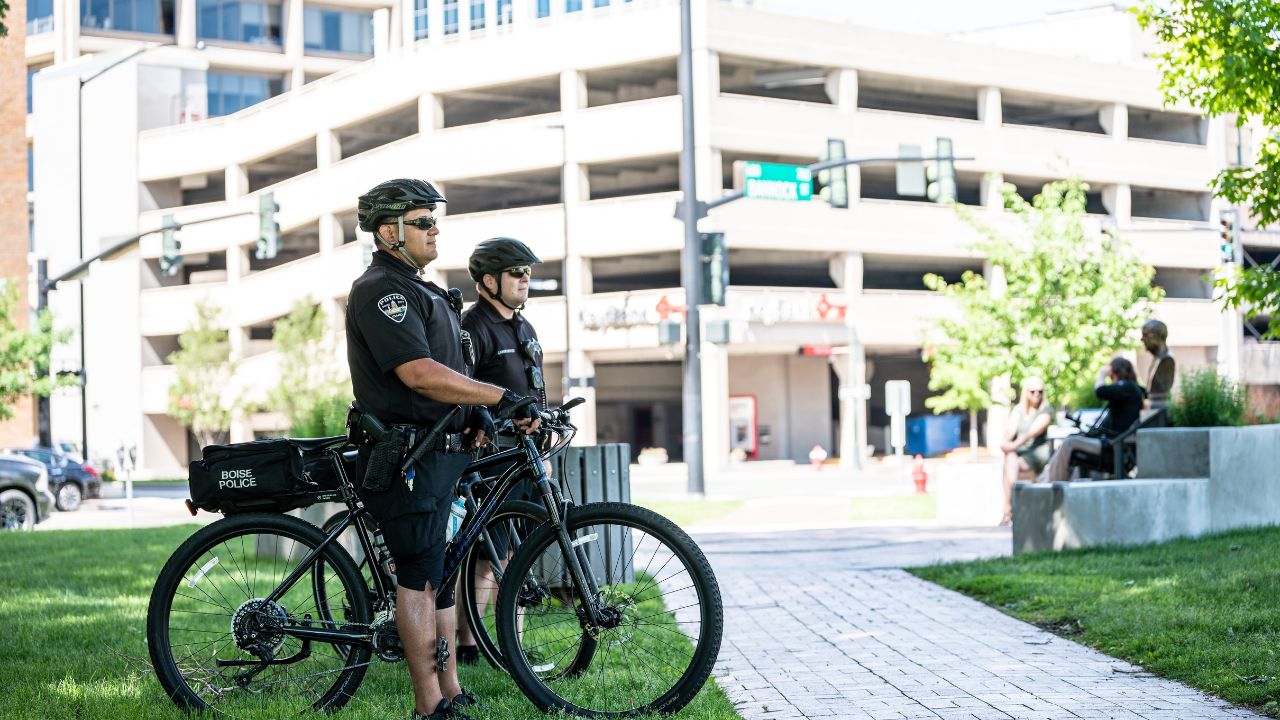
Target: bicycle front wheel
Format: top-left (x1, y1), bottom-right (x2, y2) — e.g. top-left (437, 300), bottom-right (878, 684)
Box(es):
top-left (459, 499), bottom-right (549, 670)
top-left (496, 502), bottom-right (723, 717)
top-left (147, 512), bottom-right (373, 714)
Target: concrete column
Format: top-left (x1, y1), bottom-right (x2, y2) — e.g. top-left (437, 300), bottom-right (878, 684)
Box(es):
top-left (225, 164), bottom-right (248, 200)
top-left (563, 256), bottom-right (596, 444)
top-left (418, 92), bottom-right (443, 132)
top-left (284, 0), bottom-right (305, 88)
top-left (700, 326), bottom-right (729, 479)
top-left (978, 86), bottom-right (1001, 128)
top-left (56, 0), bottom-right (79, 62)
top-left (980, 172), bottom-right (1005, 211)
top-left (484, 0), bottom-right (497, 30)
top-left (1102, 183), bottom-right (1132, 226)
top-left (825, 67), bottom-right (857, 114)
top-left (548, 0), bottom-right (563, 18)
top-left (831, 252), bottom-right (866, 468)
top-left (457, 0), bottom-right (472, 39)
top-left (429, 0), bottom-right (446, 42)
top-left (316, 128), bottom-right (341, 170)
top-left (1205, 116), bottom-right (1228, 169)
top-left (1100, 102), bottom-right (1128, 141)
top-left (373, 8), bottom-right (392, 56)
top-left (317, 212), bottom-right (343, 253)
top-left (693, 52), bottom-right (720, 198)
top-left (176, 0), bottom-right (197, 47)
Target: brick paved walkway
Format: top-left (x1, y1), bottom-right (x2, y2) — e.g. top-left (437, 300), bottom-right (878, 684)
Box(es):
top-left (696, 527), bottom-right (1261, 720)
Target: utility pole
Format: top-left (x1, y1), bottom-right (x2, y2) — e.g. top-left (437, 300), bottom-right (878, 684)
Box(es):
top-left (677, 0), bottom-right (705, 495)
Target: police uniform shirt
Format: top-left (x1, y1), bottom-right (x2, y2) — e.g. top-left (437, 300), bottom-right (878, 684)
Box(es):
top-left (461, 297), bottom-right (544, 405)
top-left (346, 251), bottom-right (473, 521)
top-left (346, 251), bottom-right (469, 429)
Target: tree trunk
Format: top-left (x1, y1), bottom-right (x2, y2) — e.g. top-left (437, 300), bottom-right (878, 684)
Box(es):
top-left (969, 410), bottom-right (979, 454)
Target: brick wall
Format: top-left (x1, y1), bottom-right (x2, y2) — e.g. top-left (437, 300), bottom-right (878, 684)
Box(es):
top-left (0, 8), bottom-right (39, 447)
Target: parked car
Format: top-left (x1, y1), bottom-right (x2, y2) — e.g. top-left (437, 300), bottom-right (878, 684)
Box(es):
top-left (0, 453), bottom-right (53, 530)
top-left (2, 447), bottom-right (102, 512)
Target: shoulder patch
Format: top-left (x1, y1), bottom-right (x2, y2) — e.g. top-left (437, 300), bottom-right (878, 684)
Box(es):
top-left (378, 293), bottom-right (409, 323)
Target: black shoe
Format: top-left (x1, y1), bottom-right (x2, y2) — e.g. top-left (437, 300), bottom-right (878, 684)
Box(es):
top-left (452, 688), bottom-right (479, 708)
top-left (410, 698), bottom-right (476, 720)
top-left (456, 644), bottom-right (479, 665)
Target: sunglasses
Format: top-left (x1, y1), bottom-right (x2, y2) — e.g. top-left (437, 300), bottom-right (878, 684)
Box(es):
top-left (1027, 389), bottom-right (1044, 394)
top-left (505, 266), bottom-right (533, 278)
top-left (399, 216), bottom-right (439, 231)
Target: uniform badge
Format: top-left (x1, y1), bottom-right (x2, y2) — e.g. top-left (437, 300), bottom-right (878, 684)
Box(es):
top-left (378, 293), bottom-right (409, 323)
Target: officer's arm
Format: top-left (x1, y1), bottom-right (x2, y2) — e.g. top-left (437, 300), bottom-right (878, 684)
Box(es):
top-left (395, 358), bottom-right (507, 405)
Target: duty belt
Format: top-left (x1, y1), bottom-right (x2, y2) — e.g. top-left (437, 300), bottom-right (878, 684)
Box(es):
top-left (387, 425), bottom-right (466, 454)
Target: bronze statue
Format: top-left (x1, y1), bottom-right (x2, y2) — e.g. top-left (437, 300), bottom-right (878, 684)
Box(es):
top-left (1141, 319), bottom-right (1176, 409)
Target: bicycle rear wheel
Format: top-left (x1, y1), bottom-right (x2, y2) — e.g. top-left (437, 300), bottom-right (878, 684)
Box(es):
top-left (458, 499), bottom-right (549, 670)
top-left (147, 512), bottom-right (373, 714)
top-left (496, 502), bottom-right (723, 717)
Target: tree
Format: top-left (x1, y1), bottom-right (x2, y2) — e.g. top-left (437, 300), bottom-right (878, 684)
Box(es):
top-left (167, 300), bottom-right (242, 448)
top-left (0, 1), bottom-right (8, 38)
top-left (1137, 0), bottom-right (1280, 335)
top-left (923, 180), bottom-right (1163, 441)
top-left (267, 298), bottom-right (350, 437)
top-left (0, 281), bottom-right (77, 420)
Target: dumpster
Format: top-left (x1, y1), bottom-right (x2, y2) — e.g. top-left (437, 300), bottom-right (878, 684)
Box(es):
top-left (905, 415), bottom-right (962, 457)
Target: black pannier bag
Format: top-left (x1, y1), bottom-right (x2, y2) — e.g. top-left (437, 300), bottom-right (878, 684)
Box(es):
top-left (189, 438), bottom-right (326, 514)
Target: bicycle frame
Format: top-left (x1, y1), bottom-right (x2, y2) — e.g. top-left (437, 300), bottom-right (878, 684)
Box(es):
top-left (254, 425), bottom-right (609, 654)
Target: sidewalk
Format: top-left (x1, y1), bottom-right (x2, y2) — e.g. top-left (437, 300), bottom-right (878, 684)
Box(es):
top-left (696, 525), bottom-right (1263, 720)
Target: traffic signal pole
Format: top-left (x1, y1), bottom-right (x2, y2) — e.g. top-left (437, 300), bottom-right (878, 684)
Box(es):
top-left (677, 0), bottom-right (705, 495)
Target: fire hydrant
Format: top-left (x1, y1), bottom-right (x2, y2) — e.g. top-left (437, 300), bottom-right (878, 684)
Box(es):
top-left (912, 454), bottom-right (928, 494)
top-left (809, 444), bottom-right (828, 471)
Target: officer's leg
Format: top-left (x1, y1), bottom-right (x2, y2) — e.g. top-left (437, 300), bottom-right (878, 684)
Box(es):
top-left (397, 583), bottom-right (445, 715)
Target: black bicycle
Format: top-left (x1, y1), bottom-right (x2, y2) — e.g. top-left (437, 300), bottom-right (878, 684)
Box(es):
top-left (146, 400), bottom-right (723, 717)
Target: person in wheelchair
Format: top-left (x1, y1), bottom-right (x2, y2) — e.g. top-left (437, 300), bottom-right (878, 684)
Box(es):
top-left (1036, 357), bottom-right (1147, 483)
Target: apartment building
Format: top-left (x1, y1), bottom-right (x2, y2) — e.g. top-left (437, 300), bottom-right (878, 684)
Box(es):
top-left (28, 0), bottom-right (1276, 477)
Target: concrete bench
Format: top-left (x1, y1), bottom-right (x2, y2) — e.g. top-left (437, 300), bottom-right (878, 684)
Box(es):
top-left (1011, 478), bottom-right (1209, 552)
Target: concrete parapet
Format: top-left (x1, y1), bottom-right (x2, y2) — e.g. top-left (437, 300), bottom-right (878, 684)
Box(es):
top-left (1136, 427), bottom-right (1209, 478)
top-left (1012, 478), bottom-right (1210, 553)
top-left (1208, 424), bottom-right (1280, 532)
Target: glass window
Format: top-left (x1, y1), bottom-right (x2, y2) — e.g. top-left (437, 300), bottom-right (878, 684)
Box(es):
top-left (536, 0), bottom-right (549, 17)
top-left (566, 0), bottom-right (581, 11)
top-left (496, 0), bottom-right (512, 24)
top-left (27, 0), bottom-right (55, 32)
top-left (594, 0), bottom-right (608, 6)
top-left (413, 0), bottom-right (428, 39)
top-left (82, 0), bottom-right (174, 33)
top-left (443, 0), bottom-right (458, 34)
top-left (469, 0), bottom-right (483, 30)
top-left (27, 147), bottom-right (34, 194)
top-left (27, 67), bottom-right (37, 114)
top-left (197, 0), bottom-right (282, 45)
top-left (206, 70), bottom-right (283, 116)
top-left (303, 6), bottom-right (373, 54)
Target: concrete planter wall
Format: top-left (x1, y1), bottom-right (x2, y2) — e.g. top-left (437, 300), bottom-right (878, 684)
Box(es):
top-left (1012, 424), bottom-right (1280, 553)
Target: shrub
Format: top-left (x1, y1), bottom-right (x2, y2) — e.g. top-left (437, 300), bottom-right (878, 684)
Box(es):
top-left (1169, 367), bottom-right (1247, 427)
top-left (1068, 379), bottom-right (1105, 411)
top-left (291, 391), bottom-right (351, 437)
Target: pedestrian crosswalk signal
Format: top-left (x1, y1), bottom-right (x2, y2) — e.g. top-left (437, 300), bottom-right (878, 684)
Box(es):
top-left (926, 137), bottom-right (957, 204)
top-left (159, 213), bottom-right (182, 276)
top-left (258, 192), bottom-right (280, 260)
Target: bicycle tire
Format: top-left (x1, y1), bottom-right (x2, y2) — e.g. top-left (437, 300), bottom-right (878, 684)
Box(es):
top-left (495, 502), bottom-right (723, 717)
top-left (147, 512), bottom-right (373, 714)
top-left (458, 499), bottom-right (549, 670)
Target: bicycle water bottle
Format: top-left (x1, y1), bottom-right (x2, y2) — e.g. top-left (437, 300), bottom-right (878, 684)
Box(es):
top-left (446, 498), bottom-right (466, 541)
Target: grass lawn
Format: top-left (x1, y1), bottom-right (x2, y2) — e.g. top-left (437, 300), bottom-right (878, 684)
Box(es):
top-left (850, 494), bottom-right (935, 522)
top-left (913, 526), bottom-right (1280, 717)
top-left (1, 524), bottom-right (741, 720)
top-left (631, 499), bottom-right (745, 528)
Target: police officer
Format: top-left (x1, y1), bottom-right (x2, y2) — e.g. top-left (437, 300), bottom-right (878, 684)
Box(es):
top-left (454, 237), bottom-right (545, 664)
top-left (346, 179), bottom-right (539, 720)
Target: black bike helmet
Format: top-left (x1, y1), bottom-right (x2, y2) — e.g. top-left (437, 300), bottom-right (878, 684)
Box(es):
top-left (468, 237), bottom-right (541, 282)
top-left (357, 178), bottom-right (446, 232)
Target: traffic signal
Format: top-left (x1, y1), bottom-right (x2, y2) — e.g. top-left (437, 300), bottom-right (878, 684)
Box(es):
top-left (699, 232), bottom-right (728, 307)
top-left (817, 138), bottom-right (849, 209)
top-left (1219, 209), bottom-right (1239, 264)
top-left (926, 137), bottom-right (957, 204)
top-left (257, 191), bottom-right (280, 260)
top-left (159, 213), bottom-right (182, 276)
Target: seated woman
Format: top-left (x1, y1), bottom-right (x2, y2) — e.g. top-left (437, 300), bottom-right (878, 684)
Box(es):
top-left (999, 377), bottom-right (1052, 525)
top-left (1037, 357), bottom-right (1147, 483)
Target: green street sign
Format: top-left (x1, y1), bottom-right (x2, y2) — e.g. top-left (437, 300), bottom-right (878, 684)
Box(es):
top-left (741, 161), bottom-right (812, 202)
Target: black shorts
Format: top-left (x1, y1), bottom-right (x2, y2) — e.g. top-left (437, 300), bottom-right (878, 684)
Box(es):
top-left (379, 510), bottom-right (456, 606)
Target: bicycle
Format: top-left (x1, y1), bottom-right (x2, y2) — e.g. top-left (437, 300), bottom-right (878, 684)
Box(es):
top-left (147, 399), bottom-right (723, 717)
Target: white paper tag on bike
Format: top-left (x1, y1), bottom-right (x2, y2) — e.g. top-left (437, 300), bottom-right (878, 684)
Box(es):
top-left (571, 533), bottom-right (599, 548)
